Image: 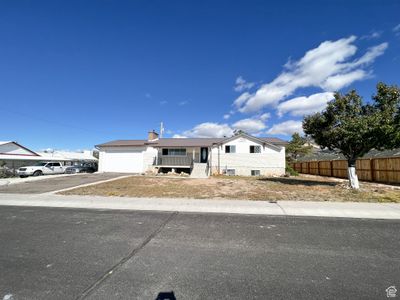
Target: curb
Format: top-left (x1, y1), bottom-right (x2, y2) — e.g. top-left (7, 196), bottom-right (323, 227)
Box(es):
top-left (0, 194), bottom-right (399, 220)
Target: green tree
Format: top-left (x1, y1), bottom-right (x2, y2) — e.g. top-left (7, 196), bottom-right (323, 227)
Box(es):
top-left (303, 83), bottom-right (400, 189)
top-left (286, 132), bottom-right (312, 162)
top-left (233, 129), bottom-right (246, 136)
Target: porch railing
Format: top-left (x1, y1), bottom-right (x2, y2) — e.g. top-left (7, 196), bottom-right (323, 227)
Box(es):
top-left (154, 154), bottom-right (201, 166)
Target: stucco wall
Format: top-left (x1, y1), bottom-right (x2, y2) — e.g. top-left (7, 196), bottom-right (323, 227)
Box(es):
top-left (142, 147), bottom-right (158, 171)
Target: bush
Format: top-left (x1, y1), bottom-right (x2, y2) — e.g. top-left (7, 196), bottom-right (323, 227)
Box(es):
top-left (285, 165), bottom-right (299, 176)
top-left (0, 168), bottom-right (14, 178)
top-left (0, 161), bottom-right (15, 178)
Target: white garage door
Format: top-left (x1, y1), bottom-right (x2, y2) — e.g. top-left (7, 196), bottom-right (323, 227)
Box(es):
top-left (101, 149), bottom-right (144, 173)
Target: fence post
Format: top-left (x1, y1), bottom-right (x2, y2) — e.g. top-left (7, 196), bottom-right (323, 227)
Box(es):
top-left (307, 162), bottom-right (310, 174)
top-left (330, 160), bottom-right (333, 177)
top-left (387, 157), bottom-right (390, 184)
top-left (370, 158), bottom-right (374, 182)
top-left (317, 161), bottom-right (320, 175)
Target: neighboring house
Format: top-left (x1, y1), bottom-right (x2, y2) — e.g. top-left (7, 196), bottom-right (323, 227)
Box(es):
top-left (96, 131), bottom-right (287, 177)
top-left (0, 141), bottom-right (42, 172)
top-left (0, 141), bottom-right (98, 175)
top-left (36, 150), bottom-right (98, 163)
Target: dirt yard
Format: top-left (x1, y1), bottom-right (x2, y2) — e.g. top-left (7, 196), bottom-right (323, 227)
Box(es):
top-left (60, 175), bottom-right (400, 202)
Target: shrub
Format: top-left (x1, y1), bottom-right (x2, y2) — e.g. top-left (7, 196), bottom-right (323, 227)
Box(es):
top-left (285, 165), bottom-right (299, 176)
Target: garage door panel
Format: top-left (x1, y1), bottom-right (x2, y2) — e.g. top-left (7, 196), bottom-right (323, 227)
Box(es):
top-left (101, 150), bottom-right (143, 173)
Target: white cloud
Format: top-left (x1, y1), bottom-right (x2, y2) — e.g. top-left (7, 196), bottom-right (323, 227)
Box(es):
top-left (234, 76), bottom-right (255, 92)
top-left (160, 100), bottom-right (168, 105)
top-left (233, 92), bottom-right (252, 107)
top-left (232, 118), bottom-right (267, 134)
top-left (172, 134), bottom-right (187, 138)
top-left (267, 120), bottom-right (303, 136)
top-left (319, 43), bottom-right (387, 90)
top-left (178, 101), bottom-right (188, 106)
top-left (259, 113), bottom-right (270, 121)
top-left (393, 24), bottom-right (400, 36)
top-left (180, 112), bottom-right (271, 138)
top-left (234, 36), bottom-right (388, 113)
top-left (352, 43), bottom-right (388, 66)
top-left (360, 31), bottom-right (382, 40)
top-left (182, 122), bottom-right (233, 138)
top-left (320, 70), bottom-right (368, 91)
top-left (277, 92), bottom-right (334, 117)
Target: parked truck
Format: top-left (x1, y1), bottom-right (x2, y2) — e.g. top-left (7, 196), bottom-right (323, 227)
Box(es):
top-left (17, 162), bottom-right (66, 178)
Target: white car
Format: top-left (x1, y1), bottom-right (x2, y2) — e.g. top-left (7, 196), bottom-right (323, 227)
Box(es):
top-left (17, 162), bottom-right (66, 178)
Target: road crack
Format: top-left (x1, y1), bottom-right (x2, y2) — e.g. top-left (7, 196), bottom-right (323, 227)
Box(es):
top-left (275, 202), bottom-right (288, 216)
top-left (76, 211), bottom-right (178, 300)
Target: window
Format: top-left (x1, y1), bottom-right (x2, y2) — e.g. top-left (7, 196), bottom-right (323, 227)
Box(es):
top-left (225, 145), bottom-right (236, 153)
top-left (226, 169), bottom-right (236, 176)
top-left (250, 145), bottom-right (261, 153)
top-left (162, 148), bottom-right (187, 156)
top-left (251, 170), bottom-right (260, 176)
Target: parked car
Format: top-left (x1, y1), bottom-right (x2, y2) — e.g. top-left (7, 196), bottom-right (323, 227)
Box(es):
top-left (65, 163), bottom-right (97, 174)
top-left (17, 162), bottom-right (66, 178)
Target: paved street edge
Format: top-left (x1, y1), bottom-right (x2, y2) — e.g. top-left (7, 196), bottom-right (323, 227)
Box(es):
top-left (0, 193), bottom-right (399, 219)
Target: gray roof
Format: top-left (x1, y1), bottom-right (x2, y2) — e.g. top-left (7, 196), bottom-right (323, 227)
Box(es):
top-left (96, 136), bottom-right (288, 148)
top-left (96, 140), bottom-right (148, 147)
top-left (150, 138), bottom-right (222, 147)
top-left (259, 137), bottom-right (288, 146)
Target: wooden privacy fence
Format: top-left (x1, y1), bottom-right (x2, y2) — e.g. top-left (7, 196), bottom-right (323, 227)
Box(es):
top-left (290, 157), bottom-right (400, 184)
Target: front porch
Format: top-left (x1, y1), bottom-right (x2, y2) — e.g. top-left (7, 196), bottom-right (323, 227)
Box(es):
top-left (152, 147), bottom-right (210, 168)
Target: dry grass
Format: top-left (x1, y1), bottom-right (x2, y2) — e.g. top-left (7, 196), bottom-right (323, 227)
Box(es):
top-left (59, 174), bottom-right (400, 203)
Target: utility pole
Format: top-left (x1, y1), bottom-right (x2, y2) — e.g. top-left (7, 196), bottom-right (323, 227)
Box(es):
top-left (160, 122), bottom-right (164, 138)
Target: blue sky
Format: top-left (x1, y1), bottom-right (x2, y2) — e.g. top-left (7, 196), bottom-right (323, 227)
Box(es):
top-left (0, 0), bottom-right (399, 151)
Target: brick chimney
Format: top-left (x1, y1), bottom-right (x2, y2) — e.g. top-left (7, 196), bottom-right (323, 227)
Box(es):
top-left (148, 130), bottom-right (159, 141)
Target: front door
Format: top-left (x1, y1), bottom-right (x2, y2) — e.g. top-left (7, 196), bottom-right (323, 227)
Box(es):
top-left (200, 147), bottom-right (208, 163)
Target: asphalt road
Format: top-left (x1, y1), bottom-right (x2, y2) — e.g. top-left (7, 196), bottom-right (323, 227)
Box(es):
top-left (0, 206), bottom-right (399, 300)
top-left (0, 173), bottom-right (125, 194)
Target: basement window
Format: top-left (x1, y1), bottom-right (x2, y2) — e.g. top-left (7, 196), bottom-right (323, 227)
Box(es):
top-left (226, 169), bottom-right (236, 176)
top-left (225, 145), bottom-right (236, 153)
top-left (251, 170), bottom-right (261, 176)
top-left (250, 145), bottom-right (261, 153)
top-left (162, 148), bottom-right (187, 156)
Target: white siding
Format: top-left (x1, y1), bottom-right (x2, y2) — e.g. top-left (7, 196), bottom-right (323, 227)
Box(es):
top-left (98, 146), bottom-right (146, 173)
top-left (209, 136), bottom-right (285, 176)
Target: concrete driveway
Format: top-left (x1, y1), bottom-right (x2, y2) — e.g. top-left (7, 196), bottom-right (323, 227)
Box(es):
top-left (0, 206), bottom-right (399, 300)
top-left (0, 173), bottom-right (127, 194)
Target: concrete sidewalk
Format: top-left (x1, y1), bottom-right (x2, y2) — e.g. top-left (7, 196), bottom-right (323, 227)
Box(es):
top-left (0, 193), bottom-right (399, 219)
